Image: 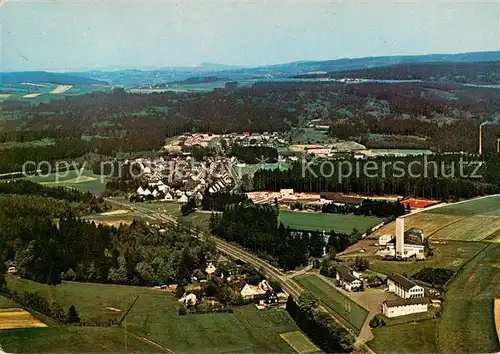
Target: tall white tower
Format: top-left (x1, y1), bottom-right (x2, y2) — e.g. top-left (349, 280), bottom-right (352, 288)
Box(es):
top-left (396, 217), bottom-right (405, 257)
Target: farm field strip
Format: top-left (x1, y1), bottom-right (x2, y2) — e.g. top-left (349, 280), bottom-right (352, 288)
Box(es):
top-left (22, 93), bottom-right (42, 98)
top-left (279, 331), bottom-right (320, 353)
top-left (295, 274), bottom-right (368, 331)
top-left (50, 85), bottom-right (73, 94)
top-left (438, 244), bottom-right (500, 353)
top-left (0, 309), bottom-right (47, 330)
top-left (372, 194), bottom-right (500, 242)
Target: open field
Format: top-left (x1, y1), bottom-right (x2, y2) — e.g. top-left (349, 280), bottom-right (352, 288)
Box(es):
top-left (5, 275), bottom-right (147, 324)
top-left (0, 295), bottom-right (20, 309)
top-left (0, 308), bottom-right (47, 330)
top-left (368, 319), bottom-right (439, 353)
top-left (0, 326), bottom-right (164, 353)
top-left (24, 170), bottom-right (107, 195)
top-left (369, 241), bottom-right (487, 277)
top-left (3, 277), bottom-right (301, 352)
top-left (100, 209), bottom-right (130, 216)
top-left (279, 331), bottom-right (320, 353)
top-left (371, 195), bottom-right (500, 242)
top-left (279, 210), bottom-right (383, 234)
top-left (125, 292), bottom-right (298, 353)
top-left (295, 274), bottom-right (368, 331)
top-left (438, 244), bottom-right (500, 353)
top-left (22, 93), bottom-right (42, 98)
top-left (50, 85), bottom-right (73, 94)
top-left (135, 201), bottom-right (212, 230)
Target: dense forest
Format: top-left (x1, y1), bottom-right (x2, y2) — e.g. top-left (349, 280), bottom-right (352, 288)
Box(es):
top-left (210, 203), bottom-right (325, 270)
top-left (252, 154), bottom-right (500, 200)
top-left (321, 61), bottom-right (500, 85)
top-left (0, 181), bottom-right (214, 286)
top-left (1, 80), bottom-right (500, 173)
top-left (201, 191), bottom-right (249, 211)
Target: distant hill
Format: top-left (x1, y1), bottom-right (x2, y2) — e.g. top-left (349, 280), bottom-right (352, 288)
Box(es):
top-left (169, 76), bottom-right (227, 85)
top-left (70, 51), bottom-right (500, 85)
top-left (245, 51), bottom-right (500, 76)
top-left (0, 71), bottom-right (107, 85)
top-left (299, 61), bottom-right (500, 85)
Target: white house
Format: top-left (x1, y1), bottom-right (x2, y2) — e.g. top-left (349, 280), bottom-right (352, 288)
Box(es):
top-left (240, 284), bottom-right (266, 300)
top-left (382, 297), bottom-right (428, 318)
top-left (185, 293), bottom-right (197, 306)
top-left (205, 262), bottom-right (216, 275)
top-left (387, 273), bottom-right (425, 299)
top-left (377, 234), bottom-right (393, 246)
top-left (335, 264), bottom-right (362, 291)
top-left (178, 194), bottom-right (188, 203)
top-left (163, 192), bottom-right (173, 201)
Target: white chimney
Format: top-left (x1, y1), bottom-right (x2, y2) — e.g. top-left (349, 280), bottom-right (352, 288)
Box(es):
top-left (396, 217), bottom-right (405, 257)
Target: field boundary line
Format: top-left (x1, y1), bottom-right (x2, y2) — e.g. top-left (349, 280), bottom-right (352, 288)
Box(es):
top-left (126, 329), bottom-right (175, 353)
top-left (118, 294), bottom-right (140, 325)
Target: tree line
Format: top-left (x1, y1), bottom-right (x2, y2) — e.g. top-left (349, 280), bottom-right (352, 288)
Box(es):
top-left (322, 199), bottom-right (407, 218)
top-left (286, 291), bottom-right (354, 353)
top-left (252, 154), bottom-right (500, 200)
top-left (227, 145), bottom-right (279, 164)
top-left (0, 181), bottom-right (215, 287)
top-left (209, 203), bottom-right (325, 270)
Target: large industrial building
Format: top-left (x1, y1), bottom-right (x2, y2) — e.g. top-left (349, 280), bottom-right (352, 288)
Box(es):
top-left (377, 217), bottom-right (425, 259)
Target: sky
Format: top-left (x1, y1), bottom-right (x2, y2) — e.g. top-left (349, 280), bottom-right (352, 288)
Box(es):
top-left (1, 0), bottom-right (499, 71)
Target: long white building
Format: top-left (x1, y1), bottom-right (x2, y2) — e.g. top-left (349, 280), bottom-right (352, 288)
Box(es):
top-left (382, 297), bottom-right (429, 318)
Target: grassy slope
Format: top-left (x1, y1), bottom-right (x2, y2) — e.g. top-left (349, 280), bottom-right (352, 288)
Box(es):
top-left (24, 170), bottom-right (107, 196)
top-left (295, 274), bottom-right (368, 331)
top-left (3, 277), bottom-right (299, 353)
top-left (5, 275), bottom-right (146, 323)
top-left (279, 210), bottom-right (383, 234)
top-left (126, 292), bottom-right (297, 353)
top-left (0, 327), bottom-right (164, 353)
top-left (0, 295), bottom-right (21, 309)
top-left (369, 241), bottom-right (487, 277)
top-left (438, 244), bottom-right (500, 353)
top-left (371, 195), bottom-right (500, 242)
top-left (369, 319), bottom-right (439, 353)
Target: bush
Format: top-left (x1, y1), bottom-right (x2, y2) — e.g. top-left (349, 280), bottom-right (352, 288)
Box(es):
top-left (269, 279), bottom-right (282, 293)
top-left (369, 314), bottom-right (386, 328)
top-left (413, 267), bottom-right (455, 286)
top-left (67, 305), bottom-right (81, 324)
top-left (61, 268), bottom-right (76, 281)
top-left (178, 305), bottom-right (188, 315)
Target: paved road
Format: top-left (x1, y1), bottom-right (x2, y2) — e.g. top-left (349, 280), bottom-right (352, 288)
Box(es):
top-left (105, 198), bottom-right (374, 352)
